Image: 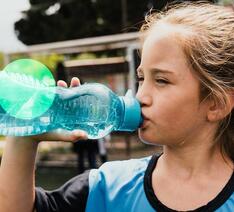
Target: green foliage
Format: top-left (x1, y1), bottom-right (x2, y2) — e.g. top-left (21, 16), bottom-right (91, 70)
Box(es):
top-left (76, 53), bottom-right (97, 60)
top-left (14, 0), bottom-right (218, 45)
top-left (8, 53), bottom-right (64, 72)
top-left (30, 53), bottom-right (65, 72)
top-left (15, 0), bottom-right (98, 45)
top-left (218, 0), bottom-right (233, 5)
top-left (29, 0), bottom-right (57, 5)
top-left (14, 0), bottom-right (158, 45)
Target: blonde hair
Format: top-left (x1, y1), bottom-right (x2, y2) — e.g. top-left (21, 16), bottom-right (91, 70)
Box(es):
top-left (141, 2), bottom-right (234, 160)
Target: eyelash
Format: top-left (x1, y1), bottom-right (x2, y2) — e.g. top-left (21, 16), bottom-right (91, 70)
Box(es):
top-left (136, 76), bottom-right (144, 82)
top-left (155, 79), bottom-right (170, 84)
top-left (136, 76), bottom-right (169, 85)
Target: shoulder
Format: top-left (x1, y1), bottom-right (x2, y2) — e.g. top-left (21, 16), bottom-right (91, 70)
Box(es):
top-left (101, 156), bottom-right (152, 175)
top-left (35, 171), bottom-right (90, 212)
top-left (215, 173), bottom-right (234, 211)
top-left (89, 156), bottom-right (152, 187)
top-left (86, 156), bottom-right (154, 212)
top-left (34, 156), bottom-right (155, 212)
top-left (216, 191), bottom-right (234, 211)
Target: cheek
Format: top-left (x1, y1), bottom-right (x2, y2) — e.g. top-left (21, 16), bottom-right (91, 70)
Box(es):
top-left (152, 92), bottom-right (201, 129)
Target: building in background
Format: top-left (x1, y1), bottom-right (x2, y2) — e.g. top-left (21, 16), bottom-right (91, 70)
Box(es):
top-left (4, 32), bottom-right (140, 95)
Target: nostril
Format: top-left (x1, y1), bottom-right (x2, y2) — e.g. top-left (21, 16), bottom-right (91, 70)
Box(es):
top-left (138, 95), bottom-right (152, 107)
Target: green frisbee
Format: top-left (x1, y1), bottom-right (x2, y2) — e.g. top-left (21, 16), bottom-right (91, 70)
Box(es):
top-left (0, 59), bottom-right (56, 119)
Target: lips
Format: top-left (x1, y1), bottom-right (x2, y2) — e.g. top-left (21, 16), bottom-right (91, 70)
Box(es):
top-left (141, 119), bottom-right (150, 128)
top-left (141, 112), bottom-right (150, 121)
top-left (140, 113), bottom-right (150, 128)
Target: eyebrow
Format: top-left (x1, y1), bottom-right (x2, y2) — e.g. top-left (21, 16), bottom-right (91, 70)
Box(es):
top-left (136, 67), bottom-right (174, 75)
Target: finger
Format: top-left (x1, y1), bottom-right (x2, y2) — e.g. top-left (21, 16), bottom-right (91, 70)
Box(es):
top-left (70, 77), bottom-right (81, 87)
top-left (34, 129), bottom-right (88, 142)
top-left (70, 130), bottom-right (88, 141)
top-left (57, 80), bottom-right (68, 88)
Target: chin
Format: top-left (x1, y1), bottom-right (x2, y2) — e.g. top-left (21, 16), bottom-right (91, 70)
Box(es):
top-left (138, 129), bottom-right (163, 146)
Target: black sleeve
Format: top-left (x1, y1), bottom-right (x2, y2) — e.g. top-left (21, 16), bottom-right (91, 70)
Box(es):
top-left (35, 170), bottom-right (90, 212)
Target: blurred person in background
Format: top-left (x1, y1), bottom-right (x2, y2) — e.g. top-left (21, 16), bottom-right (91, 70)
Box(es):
top-left (98, 134), bottom-right (111, 163)
top-left (73, 139), bottom-right (98, 174)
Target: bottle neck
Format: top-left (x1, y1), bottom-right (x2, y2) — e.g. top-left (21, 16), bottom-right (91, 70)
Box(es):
top-left (115, 96), bottom-right (126, 131)
top-left (116, 96), bottom-right (142, 132)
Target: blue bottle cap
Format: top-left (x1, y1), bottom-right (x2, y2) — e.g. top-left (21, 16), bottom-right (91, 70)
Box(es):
top-left (118, 90), bottom-right (143, 131)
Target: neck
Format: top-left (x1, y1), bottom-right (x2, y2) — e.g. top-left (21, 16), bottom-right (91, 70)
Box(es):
top-left (159, 136), bottom-right (233, 179)
top-left (163, 143), bottom-right (218, 173)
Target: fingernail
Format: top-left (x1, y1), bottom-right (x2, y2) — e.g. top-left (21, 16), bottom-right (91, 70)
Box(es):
top-left (73, 130), bottom-right (82, 136)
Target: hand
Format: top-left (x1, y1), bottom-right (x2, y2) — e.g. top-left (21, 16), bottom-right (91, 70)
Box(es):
top-left (52, 77), bottom-right (88, 142)
top-left (57, 77), bottom-right (81, 88)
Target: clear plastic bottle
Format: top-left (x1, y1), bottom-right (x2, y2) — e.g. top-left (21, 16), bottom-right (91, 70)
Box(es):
top-left (0, 59), bottom-right (142, 139)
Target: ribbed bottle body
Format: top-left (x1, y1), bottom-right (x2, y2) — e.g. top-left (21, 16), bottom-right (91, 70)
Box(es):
top-left (0, 83), bottom-right (124, 139)
top-left (49, 84), bottom-right (123, 139)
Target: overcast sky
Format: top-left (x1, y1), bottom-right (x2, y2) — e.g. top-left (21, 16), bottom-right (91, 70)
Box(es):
top-left (0, 0), bottom-right (30, 53)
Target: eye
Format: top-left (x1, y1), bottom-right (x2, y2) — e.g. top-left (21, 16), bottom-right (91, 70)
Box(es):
top-left (136, 76), bottom-right (144, 82)
top-left (155, 78), bottom-right (170, 85)
top-left (136, 75), bottom-right (144, 86)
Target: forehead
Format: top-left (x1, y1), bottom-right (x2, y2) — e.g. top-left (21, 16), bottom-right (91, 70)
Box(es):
top-left (140, 23), bottom-right (191, 74)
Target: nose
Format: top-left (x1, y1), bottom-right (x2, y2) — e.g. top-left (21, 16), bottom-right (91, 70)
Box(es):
top-left (136, 84), bottom-right (152, 107)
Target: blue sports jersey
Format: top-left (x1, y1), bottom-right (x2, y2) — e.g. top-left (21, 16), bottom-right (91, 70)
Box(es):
top-left (35, 154), bottom-right (234, 212)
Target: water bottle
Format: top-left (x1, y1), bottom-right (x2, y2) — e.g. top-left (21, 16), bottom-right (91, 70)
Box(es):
top-left (0, 59), bottom-right (142, 139)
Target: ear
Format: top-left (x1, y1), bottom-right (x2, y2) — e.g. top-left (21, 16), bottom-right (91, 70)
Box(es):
top-left (207, 92), bottom-right (234, 122)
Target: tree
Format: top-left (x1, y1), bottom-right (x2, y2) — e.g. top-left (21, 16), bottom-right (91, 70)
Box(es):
top-left (218, 0), bottom-right (233, 5)
top-left (14, 0), bottom-right (218, 45)
top-left (15, 0), bottom-right (98, 44)
top-left (14, 0), bottom-right (163, 45)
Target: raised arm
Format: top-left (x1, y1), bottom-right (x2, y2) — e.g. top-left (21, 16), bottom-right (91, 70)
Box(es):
top-left (0, 77), bottom-right (86, 212)
top-left (0, 130), bottom-right (87, 212)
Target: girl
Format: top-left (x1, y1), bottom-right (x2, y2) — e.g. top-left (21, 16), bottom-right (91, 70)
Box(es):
top-left (0, 2), bottom-right (233, 212)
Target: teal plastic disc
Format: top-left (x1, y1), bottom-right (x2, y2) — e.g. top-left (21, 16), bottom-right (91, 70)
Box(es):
top-left (0, 59), bottom-right (56, 119)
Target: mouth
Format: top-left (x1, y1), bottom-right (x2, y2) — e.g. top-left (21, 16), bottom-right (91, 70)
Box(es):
top-left (141, 119), bottom-right (150, 128)
top-left (140, 113), bottom-right (150, 129)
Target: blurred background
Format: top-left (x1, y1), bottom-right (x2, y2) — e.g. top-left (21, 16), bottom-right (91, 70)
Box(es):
top-left (0, 0), bottom-right (232, 189)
